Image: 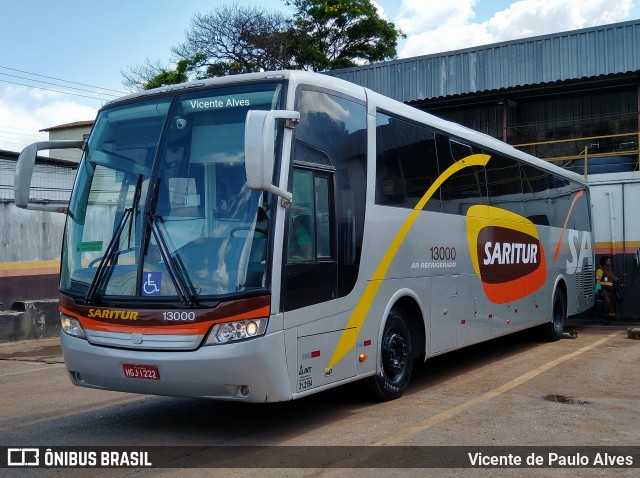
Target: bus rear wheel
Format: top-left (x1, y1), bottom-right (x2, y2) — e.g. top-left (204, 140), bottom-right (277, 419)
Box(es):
top-left (544, 289), bottom-right (566, 341)
top-left (367, 308), bottom-right (414, 401)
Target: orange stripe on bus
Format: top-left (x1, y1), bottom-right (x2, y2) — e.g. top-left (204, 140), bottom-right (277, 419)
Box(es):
top-left (59, 304), bottom-right (270, 336)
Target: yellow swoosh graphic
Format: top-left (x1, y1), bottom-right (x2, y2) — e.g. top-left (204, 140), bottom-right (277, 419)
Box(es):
top-left (325, 153), bottom-right (491, 372)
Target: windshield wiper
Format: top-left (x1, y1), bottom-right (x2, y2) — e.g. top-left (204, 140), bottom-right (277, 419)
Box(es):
top-left (126, 174), bottom-right (143, 250)
top-left (84, 174), bottom-right (143, 304)
top-left (141, 178), bottom-right (198, 306)
top-left (85, 207), bottom-right (133, 304)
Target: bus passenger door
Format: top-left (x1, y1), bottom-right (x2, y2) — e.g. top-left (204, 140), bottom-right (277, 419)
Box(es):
top-left (282, 168), bottom-right (337, 312)
top-left (282, 168), bottom-right (351, 392)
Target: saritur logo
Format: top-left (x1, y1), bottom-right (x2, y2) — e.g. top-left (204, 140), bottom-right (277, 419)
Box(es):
top-left (467, 205), bottom-right (547, 304)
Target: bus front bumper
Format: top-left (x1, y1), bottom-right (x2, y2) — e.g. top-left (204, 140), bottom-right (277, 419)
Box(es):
top-left (61, 331), bottom-right (292, 402)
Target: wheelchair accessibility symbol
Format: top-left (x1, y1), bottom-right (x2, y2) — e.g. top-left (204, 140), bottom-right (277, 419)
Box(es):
top-left (142, 272), bottom-right (162, 296)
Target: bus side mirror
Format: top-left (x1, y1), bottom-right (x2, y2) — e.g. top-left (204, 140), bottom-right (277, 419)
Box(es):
top-left (244, 110), bottom-right (299, 204)
top-left (15, 140), bottom-right (84, 213)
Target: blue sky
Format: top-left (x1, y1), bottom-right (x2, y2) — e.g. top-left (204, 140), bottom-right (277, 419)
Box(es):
top-left (1, 0), bottom-right (638, 151)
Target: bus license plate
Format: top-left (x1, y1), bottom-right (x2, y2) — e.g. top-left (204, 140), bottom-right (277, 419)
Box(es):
top-left (122, 364), bottom-right (160, 380)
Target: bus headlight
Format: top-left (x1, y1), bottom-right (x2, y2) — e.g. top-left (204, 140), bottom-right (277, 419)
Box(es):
top-left (204, 318), bottom-right (267, 345)
top-left (60, 313), bottom-right (86, 339)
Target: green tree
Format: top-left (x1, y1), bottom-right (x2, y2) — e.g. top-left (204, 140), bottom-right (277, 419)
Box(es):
top-left (172, 5), bottom-right (299, 76)
top-left (122, 5), bottom-right (296, 90)
top-left (289, 0), bottom-right (403, 71)
top-left (135, 54), bottom-right (206, 90)
top-left (122, 0), bottom-right (403, 89)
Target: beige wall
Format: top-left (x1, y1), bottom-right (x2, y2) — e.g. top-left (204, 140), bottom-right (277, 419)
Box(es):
top-left (48, 126), bottom-right (91, 163)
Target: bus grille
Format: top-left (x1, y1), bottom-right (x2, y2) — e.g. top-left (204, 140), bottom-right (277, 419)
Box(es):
top-left (85, 329), bottom-right (203, 350)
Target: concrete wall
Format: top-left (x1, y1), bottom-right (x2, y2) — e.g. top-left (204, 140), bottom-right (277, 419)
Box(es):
top-left (0, 203), bottom-right (66, 262)
top-left (0, 203), bottom-right (66, 308)
top-left (0, 300), bottom-right (60, 341)
top-left (48, 125), bottom-right (91, 163)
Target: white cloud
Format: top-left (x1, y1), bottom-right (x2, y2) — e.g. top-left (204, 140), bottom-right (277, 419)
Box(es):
top-left (371, 0), bottom-right (388, 19)
top-left (34, 100), bottom-right (97, 130)
top-left (402, 22), bottom-right (493, 58)
top-left (397, 0), bottom-right (633, 57)
top-left (397, 0), bottom-right (477, 34)
top-left (485, 0), bottom-right (632, 39)
top-left (0, 85), bottom-right (97, 152)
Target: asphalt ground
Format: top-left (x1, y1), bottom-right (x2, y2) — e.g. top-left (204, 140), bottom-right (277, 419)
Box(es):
top-left (1, 319), bottom-right (639, 478)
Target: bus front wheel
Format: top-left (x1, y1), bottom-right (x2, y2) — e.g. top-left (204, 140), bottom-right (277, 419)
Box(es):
top-left (367, 308), bottom-right (414, 401)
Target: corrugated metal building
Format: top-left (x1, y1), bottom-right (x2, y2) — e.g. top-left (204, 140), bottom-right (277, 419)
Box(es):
top-left (327, 19), bottom-right (640, 167)
top-left (328, 20), bottom-right (640, 101)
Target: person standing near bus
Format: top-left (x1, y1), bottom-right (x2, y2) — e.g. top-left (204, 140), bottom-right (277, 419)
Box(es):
top-left (595, 255), bottom-right (619, 323)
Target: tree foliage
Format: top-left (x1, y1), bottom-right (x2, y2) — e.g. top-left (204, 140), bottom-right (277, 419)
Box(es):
top-left (172, 5), bottom-right (298, 77)
top-left (289, 0), bottom-right (403, 71)
top-left (122, 54), bottom-right (207, 91)
top-left (122, 0), bottom-right (403, 90)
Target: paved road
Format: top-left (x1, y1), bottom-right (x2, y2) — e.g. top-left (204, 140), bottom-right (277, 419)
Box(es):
top-left (1, 326), bottom-right (639, 477)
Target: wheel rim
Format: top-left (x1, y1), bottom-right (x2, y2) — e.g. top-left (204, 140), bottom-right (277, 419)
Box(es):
top-left (381, 328), bottom-right (408, 382)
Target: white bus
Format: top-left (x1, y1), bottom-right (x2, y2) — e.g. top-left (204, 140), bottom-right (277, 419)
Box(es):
top-left (15, 70), bottom-right (594, 402)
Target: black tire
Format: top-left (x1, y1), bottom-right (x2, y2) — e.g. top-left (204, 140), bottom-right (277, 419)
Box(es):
top-left (545, 289), bottom-right (566, 341)
top-left (366, 308), bottom-right (414, 401)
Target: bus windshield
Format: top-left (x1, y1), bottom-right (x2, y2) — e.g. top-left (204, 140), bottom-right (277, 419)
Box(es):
top-left (61, 83), bottom-right (282, 302)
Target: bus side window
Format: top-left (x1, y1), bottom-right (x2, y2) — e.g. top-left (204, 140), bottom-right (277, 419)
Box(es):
top-left (376, 112), bottom-right (440, 210)
top-left (484, 151), bottom-right (524, 217)
top-left (439, 135), bottom-right (487, 215)
top-left (521, 163), bottom-right (552, 226)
